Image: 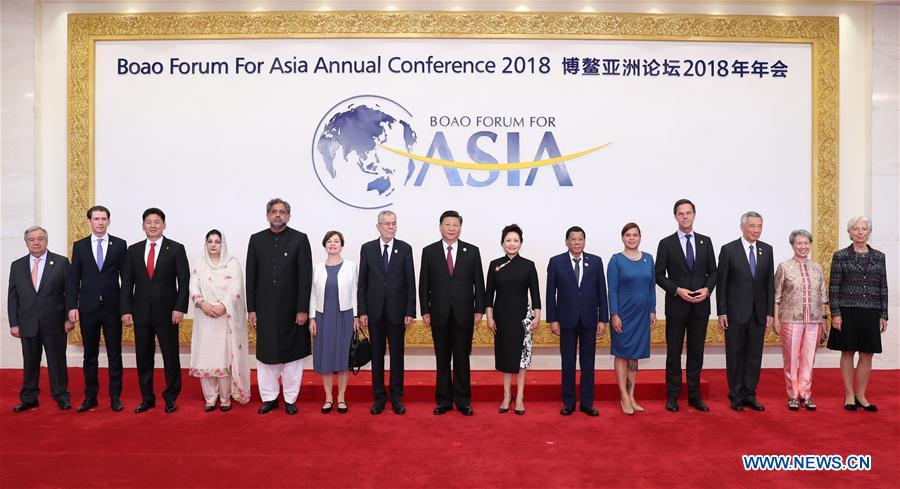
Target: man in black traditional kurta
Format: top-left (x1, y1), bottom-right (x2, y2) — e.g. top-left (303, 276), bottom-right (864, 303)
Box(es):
top-left (246, 198), bottom-right (312, 415)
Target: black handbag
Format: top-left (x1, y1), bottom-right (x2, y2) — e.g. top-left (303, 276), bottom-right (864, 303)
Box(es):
top-left (349, 327), bottom-right (372, 375)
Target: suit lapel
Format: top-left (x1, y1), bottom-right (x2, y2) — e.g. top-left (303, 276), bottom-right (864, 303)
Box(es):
top-left (564, 254), bottom-right (578, 286)
top-left (36, 254), bottom-right (54, 292)
top-left (100, 238), bottom-right (114, 272)
top-left (385, 242), bottom-right (398, 275)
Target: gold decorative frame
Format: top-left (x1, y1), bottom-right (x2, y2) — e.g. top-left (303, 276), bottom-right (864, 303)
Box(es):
top-left (67, 11), bottom-right (839, 348)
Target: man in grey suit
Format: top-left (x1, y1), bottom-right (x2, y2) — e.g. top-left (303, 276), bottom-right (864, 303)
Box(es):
top-left (7, 226), bottom-right (74, 412)
top-left (717, 211), bottom-right (775, 412)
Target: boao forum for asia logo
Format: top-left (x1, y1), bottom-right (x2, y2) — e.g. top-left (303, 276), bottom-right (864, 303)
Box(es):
top-left (311, 94), bottom-right (610, 210)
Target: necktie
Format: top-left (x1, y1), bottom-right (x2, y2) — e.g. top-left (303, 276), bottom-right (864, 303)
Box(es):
top-left (31, 257), bottom-right (40, 289)
top-left (573, 258), bottom-right (581, 287)
top-left (382, 244), bottom-right (389, 272)
top-left (685, 234), bottom-right (695, 271)
top-left (748, 244), bottom-right (757, 278)
top-left (147, 242), bottom-right (156, 279)
top-left (446, 245), bottom-right (454, 275)
top-left (96, 238), bottom-right (105, 270)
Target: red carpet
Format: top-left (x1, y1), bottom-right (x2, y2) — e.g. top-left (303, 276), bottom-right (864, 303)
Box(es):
top-left (1, 368), bottom-right (897, 488)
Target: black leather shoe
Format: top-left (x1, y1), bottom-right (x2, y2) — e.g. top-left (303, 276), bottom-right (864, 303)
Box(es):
top-left (204, 404), bottom-right (216, 413)
top-left (257, 400), bottom-right (279, 414)
top-left (391, 401), bottom-right (406, 415)
top-left (579, 405), bottom-right (599, 417)
top-left (560, 405), bottom-right (575, 416)
top-left (219, 404), bottom-right (232, 412)
top-left (285, 403), bottom-right (298, 415)
top-left (57, 400), bottom-right (72, 410)
top-left (370, 403), bottom-right (385, 415)
top-left (110, 398), bottom-right (124, 412)
top-left (855, 401), bottom-right (878, 412)
top-left (730, 402), bottom-right (744, 411)
top-left (164, 401), bottom-right (177, 413)
top-left (666, 397), bottom-right (679, 412)
top-left (458, 406), bottom-right (474, 416)
top-left (433, 406), bottom-right (450, 415)
top-left (688, 398), bottom-right (710, 412)
top-left (12, 401), bottom-right (39, 412)
top-left (77, 398), bottom-right (98, 413)
top-left (134, 400), bottom-right (155, 413)
top-left (743, 400), bottom-right (765, 411)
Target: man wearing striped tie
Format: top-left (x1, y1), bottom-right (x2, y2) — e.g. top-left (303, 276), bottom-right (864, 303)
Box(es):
top-left (7, 226), bottom-right (73, 412)
top-left (66, 205), bottom-right (128, 413)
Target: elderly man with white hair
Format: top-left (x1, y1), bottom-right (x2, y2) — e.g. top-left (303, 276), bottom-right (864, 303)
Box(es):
top-left (827, 216), bottom-right (889, 412)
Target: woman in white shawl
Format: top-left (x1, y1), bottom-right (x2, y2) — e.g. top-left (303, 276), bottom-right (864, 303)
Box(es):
top-left (189, 229), bottom-right (250, 411)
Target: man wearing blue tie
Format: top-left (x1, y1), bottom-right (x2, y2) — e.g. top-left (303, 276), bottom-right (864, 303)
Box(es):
top-left (717, 211), bottom-right (775, 412)
top-left (67, 206), bottom-right (128, 412)
top-left (546, 226), bottom-right (609, 416)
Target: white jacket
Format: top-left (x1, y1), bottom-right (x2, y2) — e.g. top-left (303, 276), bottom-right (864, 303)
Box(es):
top-left (309, 259), bottom-right (358, 315)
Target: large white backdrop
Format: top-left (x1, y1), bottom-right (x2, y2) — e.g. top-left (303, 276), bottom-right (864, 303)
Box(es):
top-left (95, 37), bottom-right (812, 314)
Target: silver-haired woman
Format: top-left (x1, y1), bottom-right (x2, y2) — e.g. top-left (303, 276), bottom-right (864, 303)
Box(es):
top-left (773, 229), bottom-right (827, 411)
top-left (827, 217), bottom-right (889, 412)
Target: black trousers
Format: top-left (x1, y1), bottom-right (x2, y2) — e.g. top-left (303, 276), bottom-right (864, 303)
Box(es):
top-left (370, 313), bottom-right (406, 404)
top-left (724, 310), bottom-right (765, 404)
top-left (560, 321), bottom-right (597, 408)
top-left (20, 329), bottom-right (69, 404)
top-left (665, 312), bottom-right (709, 399)
top-left (134, 319), bottom-right (181, 402)
top-left (79, 307), bottom-right (123, 400)
top-left (431, 309), bottom-right (473, 409)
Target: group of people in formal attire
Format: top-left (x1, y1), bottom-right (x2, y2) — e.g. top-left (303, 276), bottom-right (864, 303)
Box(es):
top-left (7, 198), bottom-right (889, 416)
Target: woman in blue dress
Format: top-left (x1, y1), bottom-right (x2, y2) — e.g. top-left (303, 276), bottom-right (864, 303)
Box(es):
top-left (309, 231), bottom-right (359, 414)
top-left (608, 222), bottom-right (657, 415)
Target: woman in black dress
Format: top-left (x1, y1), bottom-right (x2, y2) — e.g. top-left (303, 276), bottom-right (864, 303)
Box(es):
top-left (485, 224), bottom-right (541, 415)
top-left (827, 216), bottom-right (889, 411)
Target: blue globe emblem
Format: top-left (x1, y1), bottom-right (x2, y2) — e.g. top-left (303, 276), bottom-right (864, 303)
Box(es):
top-left (312, 95), bottom-right (418, 209)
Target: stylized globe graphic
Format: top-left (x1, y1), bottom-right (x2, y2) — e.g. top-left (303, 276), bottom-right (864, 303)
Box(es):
top-left (312, 95), bottom-right (418, 209)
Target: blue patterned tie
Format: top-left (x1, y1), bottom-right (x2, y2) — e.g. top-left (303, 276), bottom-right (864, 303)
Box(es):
top-left (749, 244), bottom-right (757, 278)
top-left (96, 238), bottom-right (104, 270)
top-left (685, 234), bottom-right (694, 271)
top-left (382, 244), bottom-right (389, 272)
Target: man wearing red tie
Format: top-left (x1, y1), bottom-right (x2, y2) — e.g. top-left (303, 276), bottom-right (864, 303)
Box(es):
top-left (120, 208), bottom-right (190, 413)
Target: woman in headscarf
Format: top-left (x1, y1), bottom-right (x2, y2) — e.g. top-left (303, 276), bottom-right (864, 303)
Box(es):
top-left (189, 229), bottom-right (251, 412)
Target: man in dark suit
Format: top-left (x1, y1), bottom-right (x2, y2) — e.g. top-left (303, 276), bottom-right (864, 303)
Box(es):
top-left (8, 226), bottom-right (74, 412)
top-left (66, 205), bottom-right (127, 412)
top-left (717, 211), bottom-right (775, 412)
top-left (655, 199), bottom-right (717, 412)
top-left (120, 208), bottom-right (190, 414)
top-left (419, 210), bottom-right (485, 416)
top-left (546, 226), bottom-right (608, 416)
top-left (358, 210), bottom-right (416, 415)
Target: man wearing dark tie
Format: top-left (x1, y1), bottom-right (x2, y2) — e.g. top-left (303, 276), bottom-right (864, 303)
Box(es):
top-left (546, 226), bottom-right (608, 416)
top-left (120, 208), bottom-right (190, 414)
top-left (419, 210), bottom-right (485, 416)
top-left (717, 211), bottom-right (775, 412)
top-left (8, 226), bottom-right (74, 411)
top-left (358, 210), bottom-right (416, 415)
top-left (655, 199), bottom-right (717, 412)
top-left (66, 205), bottom-right (127, 412)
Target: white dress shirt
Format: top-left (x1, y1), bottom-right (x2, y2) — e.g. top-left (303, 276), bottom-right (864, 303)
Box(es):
top-left (29, 251), bottom-right (49, 289)
top-left (677, 229), bottom-right (697, 261)
top-left (143, 236), bottom-right (164, 269)
top-left (91, 233), bottom-right (110, 268)
top-left (442, 240), bottom-right (459, 265)
top-left (380, 238), bottom-right (395, 265)
top-left (569, 252), bottom-right (584, 287)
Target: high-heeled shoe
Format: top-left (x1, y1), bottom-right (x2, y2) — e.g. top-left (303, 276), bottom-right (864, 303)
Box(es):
top-left (855, 400), bottom-right (878, 412)
top-left (630, 400), bottom-right (644, 412)
top-left (499, 398), bottom-right (511, 414)
top-left (620, 399), bottom-right (634, 415)
top-left (514, 400), bottom-right (525, 416)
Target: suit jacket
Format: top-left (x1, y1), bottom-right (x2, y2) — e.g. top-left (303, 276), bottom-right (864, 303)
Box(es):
top-left (120, 237), bottom-right (190, 325)
top-left (66, 234), bottom-right (127, 315)
top-left (310, 259), bottom-right (358, 315)
top-left (419, 240), bottom-right (485, 327)
top-left (358, 239), bottom-right (416, 325)
top-left (7, 251), bottom-right (70, 338)
top-left (716, 238), bottom-right (775, 324)
top-left (655, 231), bottom-right (717, 317)
top-left (545, 252), bottom-right (609, 329)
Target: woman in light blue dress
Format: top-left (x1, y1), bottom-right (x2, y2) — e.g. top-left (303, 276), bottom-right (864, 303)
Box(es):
top-left (608, 222), bottom-right (657, 415)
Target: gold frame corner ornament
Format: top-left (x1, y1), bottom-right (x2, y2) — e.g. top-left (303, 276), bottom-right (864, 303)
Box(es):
top-left (67, 11), bottom-right (838, 348)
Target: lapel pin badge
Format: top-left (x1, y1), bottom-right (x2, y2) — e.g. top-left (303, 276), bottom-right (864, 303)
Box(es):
top-left (394, 249), bottom-right (398, 254)
top-left (463, 248), bottom-right (467, 252)
top-left (284, 252), bottom-right (288, 256)
top-left (584, 262), bottom-right (589, 267)
top-left (700, 240), bottom-right (704, 245)
top-left (49, 261), bottom-right (55, 266)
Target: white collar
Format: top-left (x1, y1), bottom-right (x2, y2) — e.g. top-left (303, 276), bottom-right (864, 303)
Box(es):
top-left (741, 237), bottom-right (757, 250)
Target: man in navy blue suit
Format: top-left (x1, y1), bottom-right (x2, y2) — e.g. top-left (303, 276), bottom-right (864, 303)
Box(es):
top-left (358, 210), bottom-right (416, 415)
top-left (546, 226), bottom-right (609, 416)
top-left (67, 205), bottom-right (128, 413)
